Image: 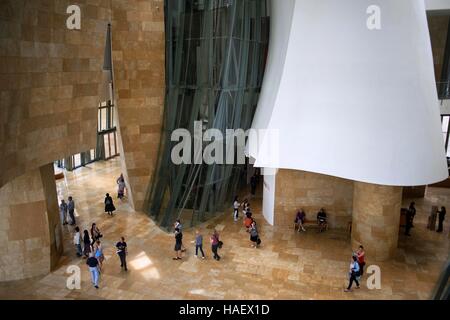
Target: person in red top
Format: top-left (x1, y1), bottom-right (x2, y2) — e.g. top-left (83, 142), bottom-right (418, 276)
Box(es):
top-left (356, 245), bottom-right (366, 276)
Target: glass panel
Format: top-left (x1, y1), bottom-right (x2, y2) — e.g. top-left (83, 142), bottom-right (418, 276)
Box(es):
top-left (104, 134), bottom-right (110, 159)
top-left (147, 0), bottom-right (269, 229)
top-left (90, 149), bottom-right (95, 160)
top-left (100, 108), bottom-right (108, 131)
top-left (73, 154), bottom-right (81, 168)
top-left (442, 116), bottom-right (449, 133)
top-left (109, 132), bottom-right (116, 156)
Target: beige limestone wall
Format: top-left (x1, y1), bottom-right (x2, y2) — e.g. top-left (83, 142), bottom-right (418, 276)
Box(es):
top-left (0, 163), bottom-right (62, 281)
top-left (274, 169), bottom-right (354, 228)
top-left (111, 0), bottom-right (165, 210)
top-left (351, 182), bottom-right (402, 262)
top-left (0, 0), bottom-right (111, 189)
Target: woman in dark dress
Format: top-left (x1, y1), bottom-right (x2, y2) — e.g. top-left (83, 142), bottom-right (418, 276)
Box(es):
top-left (173, 228), bottom-right (183, 260)
top-left (83, 230), bottom-right (91, 257)
top-left (104, 193), bottom-right (116, 216)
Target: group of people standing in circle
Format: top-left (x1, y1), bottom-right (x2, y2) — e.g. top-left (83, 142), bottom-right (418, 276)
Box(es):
top-left (172, 219), bottom-right (223, 261)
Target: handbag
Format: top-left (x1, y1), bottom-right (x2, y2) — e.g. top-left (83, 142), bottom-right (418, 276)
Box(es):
top-left (257, 238), bottom-right (261, 245)
top-left (218, 241), bottom-right (223, 249)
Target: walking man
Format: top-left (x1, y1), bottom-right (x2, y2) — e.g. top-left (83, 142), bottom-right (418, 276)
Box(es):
top-left (86, 252), bottom-right (100, 289)
top-left (67, 196), bottom-right (76, 225)
top-left (195, 230), bottom-right (205, 259)
top-left (116, 236), bottom-right (128, 271)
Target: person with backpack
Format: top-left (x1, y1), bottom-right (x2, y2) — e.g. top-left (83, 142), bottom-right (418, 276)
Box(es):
top-left (344, 255), bottom-right (361, 292)
top-left (250, 221), bottom-right (260, 248)
top-left (105, 193), bottom-right (116, 216)
top-left (210, 230), bottom-right (221, 261)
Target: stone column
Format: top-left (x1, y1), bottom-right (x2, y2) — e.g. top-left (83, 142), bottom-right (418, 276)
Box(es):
top-left (351, 182), bottom-right (402, 262)
top-left (0, 164), bottom-right (62, 281)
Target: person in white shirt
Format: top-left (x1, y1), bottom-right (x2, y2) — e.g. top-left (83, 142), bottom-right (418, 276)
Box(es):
top-left (73, 227), bottom-right (82, 257)
top-left (233, 196), bottom-right (241, 222)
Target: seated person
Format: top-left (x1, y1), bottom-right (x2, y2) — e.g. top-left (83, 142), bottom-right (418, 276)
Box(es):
top-left (294, 209), bottom-right (306, 232)
top-left (317, 208), bottom-right (328, 232)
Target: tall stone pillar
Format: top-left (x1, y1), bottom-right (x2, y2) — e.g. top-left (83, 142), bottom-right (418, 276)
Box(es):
top-left (0, 164), bottom-right (62, 281)
top-left (351, 182), bottom-right (403, 262)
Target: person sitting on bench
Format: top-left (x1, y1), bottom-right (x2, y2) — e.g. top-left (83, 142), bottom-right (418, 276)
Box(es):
top-left (317, 208), bottom-right (328, 232)
top-left (294, 209), bottom-right (306, 232)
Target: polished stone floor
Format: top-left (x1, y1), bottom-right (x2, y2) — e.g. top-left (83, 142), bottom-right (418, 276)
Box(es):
top-left (0, 158), bottom-right (448, 300)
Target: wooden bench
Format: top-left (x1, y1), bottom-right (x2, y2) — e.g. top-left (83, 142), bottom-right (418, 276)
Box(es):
top-left (294, 219), bottom-right (328, 231)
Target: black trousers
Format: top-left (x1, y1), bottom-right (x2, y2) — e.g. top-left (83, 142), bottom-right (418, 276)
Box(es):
top-left (347, 274), bottom-right (360, 290)
top-left (69, 210), bottom-right (76, 224)
top-left (119, 253), bottom-right (127, 270)
top-left (437, 219), bottom-right (444, 232)
top-left (211, 244), bottom-right (220, 259)
top-left (196, 245), bottom-right (205, 257)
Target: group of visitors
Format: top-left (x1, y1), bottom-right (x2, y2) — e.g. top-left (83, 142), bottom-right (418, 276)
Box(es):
top-left (59, 196), bottom-right (76, 226)
top-left (344, 245), bottom-right (366, 292)
top-left (73, 222), bottom-right (128, 289)
top-left (294, 208), bottom-right (328, 233)
top-left (234, 196), bottom-right (261, 248)
top-left (172, 219), bottom-right (223, 261)
top-left (405, 202), bottom-right (447, 235)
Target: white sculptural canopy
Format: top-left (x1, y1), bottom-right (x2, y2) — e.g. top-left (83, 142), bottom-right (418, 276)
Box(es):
top-left (249, 0), bottom-right (448, 186)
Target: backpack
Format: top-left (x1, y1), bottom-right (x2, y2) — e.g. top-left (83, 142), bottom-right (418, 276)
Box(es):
top-left (257, 238), bottom-right (261, 245)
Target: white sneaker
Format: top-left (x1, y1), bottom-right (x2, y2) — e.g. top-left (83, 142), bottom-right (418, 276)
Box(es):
top-left (194, 255), bottom-right (198, 258)
top-left (202, 256), bottom-right (205, 260)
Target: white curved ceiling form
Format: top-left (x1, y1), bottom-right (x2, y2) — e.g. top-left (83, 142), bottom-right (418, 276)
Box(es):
top-left (249, 0), bottom-right (448, 186)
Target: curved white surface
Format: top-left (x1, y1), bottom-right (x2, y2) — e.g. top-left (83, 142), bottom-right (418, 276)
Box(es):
top-left (250, 0), bottom-right (448, 186)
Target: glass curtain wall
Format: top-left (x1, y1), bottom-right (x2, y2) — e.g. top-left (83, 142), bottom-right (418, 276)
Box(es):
top-left (146, 0), bottom-right (269, 230)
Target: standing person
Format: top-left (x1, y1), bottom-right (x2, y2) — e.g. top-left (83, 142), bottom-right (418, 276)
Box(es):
top-left (250, 174), bottom-right (257, 195)
top-left (244, 215), bottom-right (253, 233)
top-left (295, 209), bottom-right (306, 232)
top-left (405, 208), bottom-right (414, 236)
top-left (174, 219), bottom-right (186, 252)
top-left (67, 196), bottom-right (76, 225)
top-left (250, 221), bottom-right (260, 248)
top-left (104, 193), bottom-right (116, 216)
top-left (59, 199), bottom-right (68, 225)
top-left (356, 245), bottom-right (366, 276)
top-left (83, 230), bottom-right (91, 258)
top-left (233, 196), bottom-right (240, 222)
top-left (116, 237), bottom-right (128, 271)
top-left (437, 206), bottom-right (446, 233)
top-left (73, 226), bottom-right (82, 257)
top-left (409, 202), bottom-right (417, 227)
top-left (86, 252), bottom-right (100, 289)
top-left (344, 256), bottom-right (361, 292)
top-left (210, 230), bottom-right (221, 261)
top-left (317, 208), bottom-right (327, 232)
top-left (117, 174), bottom-right (126, 200)
top-left (194, 230), bottom-right (205, 259)
top-left (242, 199), bottom-right (249, 218)
top-left (173, 228), bottom-right (183, 260)
top-left (94, 240), bottom-right (105, 271)
top-left (90, 223), bottom-right (102, 244)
